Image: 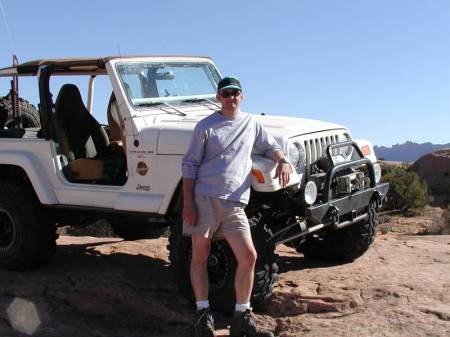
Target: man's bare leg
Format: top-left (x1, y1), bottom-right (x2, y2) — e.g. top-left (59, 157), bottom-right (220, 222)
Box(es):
top-left (225, 235), bottom-right (257, 304)
top-left (191, 235), bottom-right (215, 337)
top-left (191, 235), bottom-right (212, 301)
top-left (226, 235), bottom-right (274, 337)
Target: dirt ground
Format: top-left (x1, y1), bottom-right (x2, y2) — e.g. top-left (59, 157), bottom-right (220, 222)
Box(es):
top-left (1, 207), bottom-right (449, 337)
top-left (378, 205), bottom-right (449, 235)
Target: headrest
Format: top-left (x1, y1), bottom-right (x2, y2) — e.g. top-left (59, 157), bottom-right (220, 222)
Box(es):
top-left (55, 84), bottom-right (89, 129)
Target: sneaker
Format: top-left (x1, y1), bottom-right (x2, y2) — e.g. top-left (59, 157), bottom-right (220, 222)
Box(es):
top-left (230, 309), bottom-right (274, 337)
top-left (194, 307), bottom-right (215, 337)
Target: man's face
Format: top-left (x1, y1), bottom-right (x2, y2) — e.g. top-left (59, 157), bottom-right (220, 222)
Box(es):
top-left (216, 89), bottom-right (243, 110)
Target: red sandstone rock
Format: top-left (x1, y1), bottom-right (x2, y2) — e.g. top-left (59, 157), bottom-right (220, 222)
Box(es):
top-left (413, 148), bottom-right (450, 193)
top-left (1, 229), bottom-right (449, 336)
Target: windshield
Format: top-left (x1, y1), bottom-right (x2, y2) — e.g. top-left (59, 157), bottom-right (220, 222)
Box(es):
top-left (116, 61), bottom-right (221, 107)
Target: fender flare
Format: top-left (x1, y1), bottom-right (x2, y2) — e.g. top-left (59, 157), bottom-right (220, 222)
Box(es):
top-left (158, 172), bottom-right (183, 215)
top-left (0, 152), bottom-right (57, 204)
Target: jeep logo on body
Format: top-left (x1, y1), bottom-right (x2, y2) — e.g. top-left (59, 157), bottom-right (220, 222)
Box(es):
top-left (136, 184), bottom-right (151, 192)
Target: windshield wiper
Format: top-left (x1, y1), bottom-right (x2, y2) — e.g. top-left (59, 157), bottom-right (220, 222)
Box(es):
top-left (182, 97), bottom-right (220, 108)
top-left (136, 102), bottom-right (164, 107)
top-left (135, 102), bottom-right (186, 116)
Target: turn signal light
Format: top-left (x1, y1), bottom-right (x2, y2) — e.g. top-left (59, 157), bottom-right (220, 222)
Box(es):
top-left (361, 145), bottom-right (371, 156)
top-left (251, 170), bottom-right (265, 183)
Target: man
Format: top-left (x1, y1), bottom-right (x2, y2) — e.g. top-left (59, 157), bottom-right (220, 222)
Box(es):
top-left (182, 77), bottom-right (291, 337)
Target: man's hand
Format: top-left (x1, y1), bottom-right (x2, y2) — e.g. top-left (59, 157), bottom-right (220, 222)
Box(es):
top-left (273, 161), bottom-right (293, 188)
top-left (183, 178), bottom-right (197, 226)
top-left (182, 200), bottom-right (197, 227)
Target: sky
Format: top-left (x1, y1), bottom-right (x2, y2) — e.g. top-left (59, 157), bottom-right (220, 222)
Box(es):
top-left (0, 0), bottom-right (449, 147)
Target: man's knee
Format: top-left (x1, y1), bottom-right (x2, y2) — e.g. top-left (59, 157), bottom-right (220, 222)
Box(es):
top-left (191, 252), bottom-right (209, 267)
top-left (237, 244), bottom-right (257, 267)
top-left (191, 236), bottom-right (211, 266)
top-left (248, 247), bottom-right (257, 265)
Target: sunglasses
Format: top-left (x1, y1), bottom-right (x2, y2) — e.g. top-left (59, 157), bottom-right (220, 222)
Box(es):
top-left (220, 90), bottom-right (241, 98)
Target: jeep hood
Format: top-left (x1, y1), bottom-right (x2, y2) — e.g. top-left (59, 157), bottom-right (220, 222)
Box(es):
top-left (252, 114), bottom-right (347, 139)
top-left (139, 111), bottom-right (348, 155)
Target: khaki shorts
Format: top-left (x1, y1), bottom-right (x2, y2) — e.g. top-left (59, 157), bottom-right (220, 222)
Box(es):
top-left (183, 195), bottom-right (250, 239)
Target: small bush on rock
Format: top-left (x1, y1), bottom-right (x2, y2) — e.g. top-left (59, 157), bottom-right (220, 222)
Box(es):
top-left (381, 164), bottom-right (428, 212)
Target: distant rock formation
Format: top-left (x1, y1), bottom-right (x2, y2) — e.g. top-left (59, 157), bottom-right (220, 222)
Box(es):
top-left (413, 149), bottom-right (450, 194)
top-left (374, 141), bottom-right (450, 162)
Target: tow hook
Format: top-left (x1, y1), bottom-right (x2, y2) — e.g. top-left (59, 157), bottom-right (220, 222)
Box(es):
top-left (329, 205), bottom-right (340, 226)
top-left (373, 191), bottom-right (384, 208)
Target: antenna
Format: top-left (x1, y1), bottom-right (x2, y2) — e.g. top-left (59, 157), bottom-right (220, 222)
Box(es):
top-left (0, 0), bottom-right (15, 53)
top-left (117, 41), bottom-right (122, 58)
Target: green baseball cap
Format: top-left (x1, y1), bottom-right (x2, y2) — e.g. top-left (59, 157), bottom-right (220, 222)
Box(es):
top-left (217, 77), bottom-right (242, 92)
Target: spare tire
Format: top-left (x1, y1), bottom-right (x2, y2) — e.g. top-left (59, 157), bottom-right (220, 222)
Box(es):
top-left (0, 94), bottom-right (40, 128)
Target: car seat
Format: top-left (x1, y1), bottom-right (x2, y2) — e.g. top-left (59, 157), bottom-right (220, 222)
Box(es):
top-left (56, 84), bottom-right (126, 184)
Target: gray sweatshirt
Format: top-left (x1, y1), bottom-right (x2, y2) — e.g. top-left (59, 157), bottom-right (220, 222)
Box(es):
top-left (182, 111), bottom-right (282, 204)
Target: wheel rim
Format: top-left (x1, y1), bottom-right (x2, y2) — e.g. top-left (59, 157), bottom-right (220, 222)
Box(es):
top-left (208, 241), bottom-right (231, 291)
top-left (187, 240), bottom-right (231, 292)
top-left (0, 210), bottom-right (15, 250)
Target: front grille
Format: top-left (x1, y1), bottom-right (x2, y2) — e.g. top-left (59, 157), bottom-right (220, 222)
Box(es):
top-left (291, 130), bottom-right (349, 174)
top-left (303, 134), bottom-right (340, 168)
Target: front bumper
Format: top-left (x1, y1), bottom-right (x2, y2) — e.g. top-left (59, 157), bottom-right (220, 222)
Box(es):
top-left (270, 141), bottom-right (390, 246)
top-left (307, 141), bottom-right (389, 227)
top-left (307, 182), bottom-right (389, 226)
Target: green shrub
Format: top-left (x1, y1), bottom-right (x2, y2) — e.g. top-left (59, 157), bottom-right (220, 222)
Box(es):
top-left (381, 164), bottom-right (428, 211)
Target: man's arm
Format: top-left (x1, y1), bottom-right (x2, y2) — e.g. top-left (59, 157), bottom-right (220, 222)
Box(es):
top-left (181, 125), bottom-right (207, 227)
top-left (271, 150), bottom-right (285, 163)
top-left (271, 150), bottom-right (292, 188)
top-left (182, 178), bottom-right (197, 227)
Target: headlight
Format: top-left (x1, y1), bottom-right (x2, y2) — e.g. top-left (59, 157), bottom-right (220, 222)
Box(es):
top-left (374, 163), bottom-right (381, 184)
top-left (338, 132), bottom-right (353, 159)
top-left (304, 181), bottom-right (317, 205)
top-left (287, 142), bottom-right (300, 168)
top-left (287, 142), bottom-right (306, 174)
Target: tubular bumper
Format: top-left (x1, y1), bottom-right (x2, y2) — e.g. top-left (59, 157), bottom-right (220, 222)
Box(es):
top-left (307, 182), bottom-right (389, 225)
top-left (307, 141), bottom-right (389, 226)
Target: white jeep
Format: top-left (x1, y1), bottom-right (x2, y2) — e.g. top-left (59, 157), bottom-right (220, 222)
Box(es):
top-left (0, 56), bottom-right (388, 314)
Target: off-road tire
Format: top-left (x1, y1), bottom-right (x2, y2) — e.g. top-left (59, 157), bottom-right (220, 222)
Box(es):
top-left (0, 180), bottom-right (57, 270)
top-left (168, 216), bottom-right (236, 315)
top-left (168, 212), bottom-right (278, 315)
top-left (0, 94), bottom-right (40, 128)
top-left (247, 212), bottom-right (279, 306)
top-left (298, 204), bottom-right (378, 263)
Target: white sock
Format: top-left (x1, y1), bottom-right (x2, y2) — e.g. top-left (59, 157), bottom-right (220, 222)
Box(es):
top-left (235, 303), bottom-right (251, 312)
top-left (196, 300), bottom-right (210, 311)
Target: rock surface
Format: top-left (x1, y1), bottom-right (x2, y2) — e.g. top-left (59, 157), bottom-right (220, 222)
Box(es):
top-left (1, 231), bottom-right (450, 337)
top-left (413, 148), bottom-right (450, 193)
